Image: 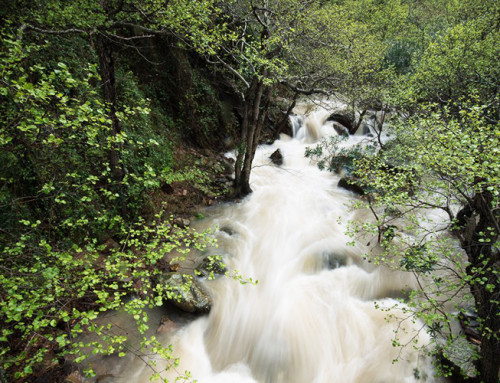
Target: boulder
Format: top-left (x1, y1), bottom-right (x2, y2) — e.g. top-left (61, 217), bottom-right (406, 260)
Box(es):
top-left (327, 112), bottom-right (354, 134)
top-left (332, 122), bottom-right (349, 137)
top-left (270, 149), bottom-right (283, 166)
top-left (156, 272), bottom-right (212, 313)
top-left (323, 252), bottom-right (348, 269)
top-left (338, 176), bottom-right (365, 195)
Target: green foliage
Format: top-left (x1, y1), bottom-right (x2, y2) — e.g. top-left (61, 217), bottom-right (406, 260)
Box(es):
top-left (396, 2), bottom-right (500, 114)
top-left (307, 4), bottom-right (500, 371)
top-left (305, 135), bottom-right (377, 174)
top-left (0, 211), bottom-right (216, 380)
top-left (347, 102), bottom-right (498, 379)
top-left (178, 70), bottom-right (226, 147)
top-left (0, 30), bottom-right (219, 381)
top-left (0, 35), bottom-right (113, 243)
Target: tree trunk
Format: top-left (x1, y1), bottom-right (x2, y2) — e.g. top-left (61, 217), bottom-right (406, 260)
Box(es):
top-left (95, 33), bottom-right (124, 182)
top-left (234, 78), bottom-right (257, 197)
top-left (233, 74), bottom-right (273, 198)
top-left (95, 32), bottom-right (127, 215)
top-left (275, 93), bottom-right (298, 137)
top-left (461, 186), bottom-right (500, 383)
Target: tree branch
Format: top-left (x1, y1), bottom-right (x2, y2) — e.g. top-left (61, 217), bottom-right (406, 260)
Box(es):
top-left (20, 24), bottom-right (86, 36)
top-left (279, 80), bottom-right (329, 96)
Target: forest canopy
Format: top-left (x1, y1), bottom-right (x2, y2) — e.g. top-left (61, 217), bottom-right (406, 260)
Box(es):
top-left (0, 0), bottom-right (498, 382)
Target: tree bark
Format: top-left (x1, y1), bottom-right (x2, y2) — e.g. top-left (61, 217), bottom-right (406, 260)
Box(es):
top-left (233, 74), bottom-right (273, 198)
top-left (95, 32), bottom-right (128, 216)
top-left (95, 32), bottom-right (124, 183)
top-left (461, 186), bottom-right (500, 383)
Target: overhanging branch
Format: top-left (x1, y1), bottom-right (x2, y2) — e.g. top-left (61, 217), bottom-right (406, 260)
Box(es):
top-left (20, 24), bottom-right (86, 36)
top-left (279, 80), bottom-right (329, 96)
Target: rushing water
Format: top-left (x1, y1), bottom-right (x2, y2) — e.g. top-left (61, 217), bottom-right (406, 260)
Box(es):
top-left (96, 102), bottom-right (439, 383)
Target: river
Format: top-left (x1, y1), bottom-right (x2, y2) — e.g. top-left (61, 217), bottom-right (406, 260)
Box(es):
top-left (88, 101), bottom-right (438, 383)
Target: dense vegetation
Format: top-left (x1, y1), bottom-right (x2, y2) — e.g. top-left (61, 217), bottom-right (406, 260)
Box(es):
top-left (306, 1), bottom-right (499, 381)
top-left (0, 0), bottom-right (498, 382)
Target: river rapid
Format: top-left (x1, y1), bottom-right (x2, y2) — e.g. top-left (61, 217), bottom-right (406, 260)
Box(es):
top-left (91, 101), bottom-right (439, 383)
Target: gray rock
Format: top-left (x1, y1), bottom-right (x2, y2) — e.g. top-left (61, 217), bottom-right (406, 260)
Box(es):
top-left (323, 252), bottom-right (348, 269)
top-left (327, 112), bottom-right (354, 134)
top-left (270, 149), bottom-right (283, 166)
top-left (156, 272), bottom-right (212, 313)
top-left (338, 176), bottom-right (365, 195)
top-left (196, 256), bottom-right (227, 279)
top-left (173, 217), bottom-right (191, 228)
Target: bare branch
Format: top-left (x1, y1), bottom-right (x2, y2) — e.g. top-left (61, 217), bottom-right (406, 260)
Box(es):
top-left (280, 80), bottom-right (328, 96)
top-left (210, 56), bottom-right (251, 89)
top-left (108, 33), bottom-right (155, 41)
top-left (21, 24), bottom-right (86, 36)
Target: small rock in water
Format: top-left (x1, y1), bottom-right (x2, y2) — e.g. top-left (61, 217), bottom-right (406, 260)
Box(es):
top-left (196, 256), bottom-right (227, 278)
top-left (332, 121), bottom-right (349, 136)
top-left (220, 226), bottom-right (235, 236)
top-left (156, 272), bottom-right (212, 313)
top-left (157, 316), bottom-right (178, 334)
top-left (327, 112), bottom-right (354, 133)
top-left (323, 252), bottom-right (348, 269)
top-left (270, 149), bottom-right (283, 166)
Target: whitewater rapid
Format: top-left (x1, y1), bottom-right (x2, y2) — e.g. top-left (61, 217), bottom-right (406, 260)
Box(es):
top-left (96, 103), bottom-right (439, 383)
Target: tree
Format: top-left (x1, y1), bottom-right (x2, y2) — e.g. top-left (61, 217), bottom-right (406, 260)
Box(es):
top-left (206, 0), bottom-right (402, 197)
top-left (14, 0), bottom-right (227, 204)
top-left (306, 2), bottom-right (499, 380)
top-left (0, 2), bottom-right (230, 379)
top-left (350, 103), bottom-right (499, 382)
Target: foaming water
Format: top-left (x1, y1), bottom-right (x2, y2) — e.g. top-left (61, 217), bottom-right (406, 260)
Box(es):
top-left (115, 103), bottom-right (437, 383)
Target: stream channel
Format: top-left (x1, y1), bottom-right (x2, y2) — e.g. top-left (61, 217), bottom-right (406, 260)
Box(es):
top-left (84, 100), bottom-right (441, 383)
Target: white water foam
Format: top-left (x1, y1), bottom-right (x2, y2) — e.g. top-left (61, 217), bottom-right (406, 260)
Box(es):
top-left (102, 102), bottom-right (439, 383)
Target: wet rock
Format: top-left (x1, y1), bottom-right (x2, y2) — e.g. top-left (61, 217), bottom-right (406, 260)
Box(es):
top-left (327, 112), bottom-right (354, 134)
top-left (173, 217), bottom-right (191, 228)
top-left (156, 272), bottom-right (212, 313)
top-left (196, 256), bottom-right (227, 278)
top-left (220, 226), bottom-right (235, 236)
top-left (323, 252), bottom-right (348, 269)
top-left (270, 149), bottom-right (283, 166)
top-left (332, 122), bottom-right (349, 137)
top-left (338, 176), bottom-right (365, 195)
top-left (220, 156), bottom-right (235, 174)
top-left (157, 316), bottom-right (178, 334)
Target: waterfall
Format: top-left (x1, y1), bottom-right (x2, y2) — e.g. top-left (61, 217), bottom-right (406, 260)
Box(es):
top-left (95, 102), bottom-right (439, 383)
